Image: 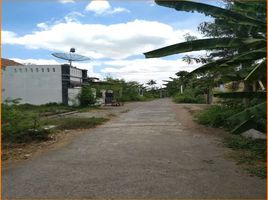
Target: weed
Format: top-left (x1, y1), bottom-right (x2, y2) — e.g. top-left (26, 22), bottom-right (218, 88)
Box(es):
top-left (195, 105), bottom-right (242, 128)
top-left (247, 165), bottom-right (266, 179)
top-left (224, 135), bottom-right (266, 178)
top-left (173, 91), bottom-right (205, 104)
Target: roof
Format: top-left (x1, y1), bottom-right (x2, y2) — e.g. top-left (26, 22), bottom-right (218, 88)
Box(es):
top-left (2, 58), bottom-right (22, 67)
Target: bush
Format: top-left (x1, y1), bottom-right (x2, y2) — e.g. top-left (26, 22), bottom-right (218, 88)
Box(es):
top-left (2, 103), bottom-right (50, 143)
top-left (173, 91), bottom-right (205, 104)
top-left (119, 95), bottom-right (148, 102)
top-left (195, 105), bottom-right (242, 128)
top-left (79, 86), bottom-right (96, 107)
top-left (12, 128), bottom-right (51, 143)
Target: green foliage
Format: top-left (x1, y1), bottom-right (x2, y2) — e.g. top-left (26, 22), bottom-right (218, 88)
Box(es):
top-left (155, 0), bottom-right (266, 28)
top-left (247, 166), bottom-right (266, 179)
top-left (173, 91), bottom-right (205, 104)
top-left (14, 103), bottom-right (75, 116)
top-left (225, 135), bottom-right (266, 157)
top-left (196, 105), bottom-right (243, 127)
top-left (224, 135), bottom-right (266, 178)
top-left (145, 0), bottom-right (266, 135)
top-left (119, 95), bottom-right (147, 102)
top-left (214, 92), bottom-right (266, 99)
top-left (146, 79), bottom-right (157, 86)
top-left (2, 100), bottom-right (50, 143)
top-left (79, 86), bottom-right (96, 107)
top-left (1, 99), bottom-right (109, 143)
top-left (226, 101), bottom-right (266, 134)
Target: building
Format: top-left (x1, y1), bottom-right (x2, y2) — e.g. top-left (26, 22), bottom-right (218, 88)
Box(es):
top-left (2, 59), bottom-right (87, 105)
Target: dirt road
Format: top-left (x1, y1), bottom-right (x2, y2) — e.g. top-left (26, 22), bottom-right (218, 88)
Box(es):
top-left (2, 99), bottom-right (266, 198)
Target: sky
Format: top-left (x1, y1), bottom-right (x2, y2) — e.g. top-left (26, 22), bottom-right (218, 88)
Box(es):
top-left (2, 0), bottom-right (220, 86)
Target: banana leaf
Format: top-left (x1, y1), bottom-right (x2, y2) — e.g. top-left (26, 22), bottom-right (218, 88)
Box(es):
top-left (155, 0), bottom-right (266, 28)
top-left (245, 59), bottom-right (267, 81)
top-left (188, 48), bottom-right (266, 75)
top-left (231, 117), bottom-right (256, 134)
top-left (144, 38), bottom-right (265, 58)
top-left (227, 101), bottom-right (266, 134)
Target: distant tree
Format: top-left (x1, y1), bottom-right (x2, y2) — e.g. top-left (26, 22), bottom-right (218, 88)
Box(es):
top-left (146, 80), bottom-right (157, 87)
top-left (183, 33), bottom-right (198, 41)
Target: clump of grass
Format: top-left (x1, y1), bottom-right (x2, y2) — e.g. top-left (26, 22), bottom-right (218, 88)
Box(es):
top-left (16, 103), bottom-right (75, 115)
top-left (195, 105), bottom-right (242, 128)
top-left (224, 135), bottom-right (266, 178)
top-left (224, 135), bottom-right (266, 160)
top-left (247, 165), bottom-right (266, 179)
top-left (43, 117), bottom-right (108, 130)
top-left (2, 102), bottom-right (51, 143)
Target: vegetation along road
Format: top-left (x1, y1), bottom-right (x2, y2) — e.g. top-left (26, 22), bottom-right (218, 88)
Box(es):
top-left (3, 99), bottom-right (266, 198)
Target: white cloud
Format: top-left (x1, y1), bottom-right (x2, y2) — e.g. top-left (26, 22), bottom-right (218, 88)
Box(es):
top-left (37, 22), bottom-right (49, 30)
top-left (64, 11), bottom-right (84, 23)
top-left (58, 0), bottom-right (75, 4)
top-left (100, 58), bottom-right (202, 86)
top-left (85, 0), bottom-right (130, 15)
top-left (146, 0), bottom-right (155, 6)
top-left (2, 19), bottom-right (202, 60)
top-left (2, 31), bottom-right (18, 44)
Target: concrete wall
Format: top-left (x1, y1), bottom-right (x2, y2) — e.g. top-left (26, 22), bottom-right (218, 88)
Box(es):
top-left (68, 87), bottom-right (81, 106)
top-left (2, 65), bottom-right (63, 105)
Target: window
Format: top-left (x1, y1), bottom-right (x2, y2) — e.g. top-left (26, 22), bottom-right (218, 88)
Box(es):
top-left (3, 66), bottom-right (6, 71)
top-left (19, 68), bottom-right (22, 72)
top-left (36, 68), bottom-right (39, 72)
top-left (14, 69), bottom-right (17, 72)
top-left (53, 68), bottom-right (55, 72)
top-left (25, 68), bottom-right (28, 72)
top-left (47, 68), bottom-right (50, 72)
top-left (42, 68), bottom-right (44, 72)
top-left (31, 68), bottom-right (33, 72)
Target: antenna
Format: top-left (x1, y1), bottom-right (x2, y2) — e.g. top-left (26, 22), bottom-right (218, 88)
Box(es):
top-left (52, 48), bottom-right (90, 66)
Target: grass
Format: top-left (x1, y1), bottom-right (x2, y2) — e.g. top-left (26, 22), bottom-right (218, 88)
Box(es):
top-left (195, 105), bottom-right (242, 128)
top-left (77, 106), bottom-right (100, 113)
top-left (224, 135), bottom-right (266, 178)
top-left (15, 103), bottom-right (76, 116)
top-left (2, 101), bottom-right (109, 144)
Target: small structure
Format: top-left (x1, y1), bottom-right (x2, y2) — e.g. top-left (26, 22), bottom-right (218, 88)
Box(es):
top-left (2, 58), bottom-right (87, 105)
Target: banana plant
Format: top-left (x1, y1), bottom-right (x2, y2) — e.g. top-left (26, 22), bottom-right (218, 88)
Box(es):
top-left (144, 0), bottom-right (267, 134)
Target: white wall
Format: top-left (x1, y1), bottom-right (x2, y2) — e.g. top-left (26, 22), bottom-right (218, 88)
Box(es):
top-left (70, 67), bottom-right (82, 83)
top-left (68, 87), bottom-right (81, 106)
top-left (2, 65), bottom-right (63, 105)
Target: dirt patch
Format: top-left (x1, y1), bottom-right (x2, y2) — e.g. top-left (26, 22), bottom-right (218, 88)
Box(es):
top-left (3, 129), bottom-right (91, 168)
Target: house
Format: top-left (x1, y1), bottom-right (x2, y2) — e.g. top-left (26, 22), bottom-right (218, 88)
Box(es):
top-left (2, 58), bottom-right (88, 105)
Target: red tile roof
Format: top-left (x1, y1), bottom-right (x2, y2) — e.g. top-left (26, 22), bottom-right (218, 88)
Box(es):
top-left (1, 58), bottom-right (22, 67)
